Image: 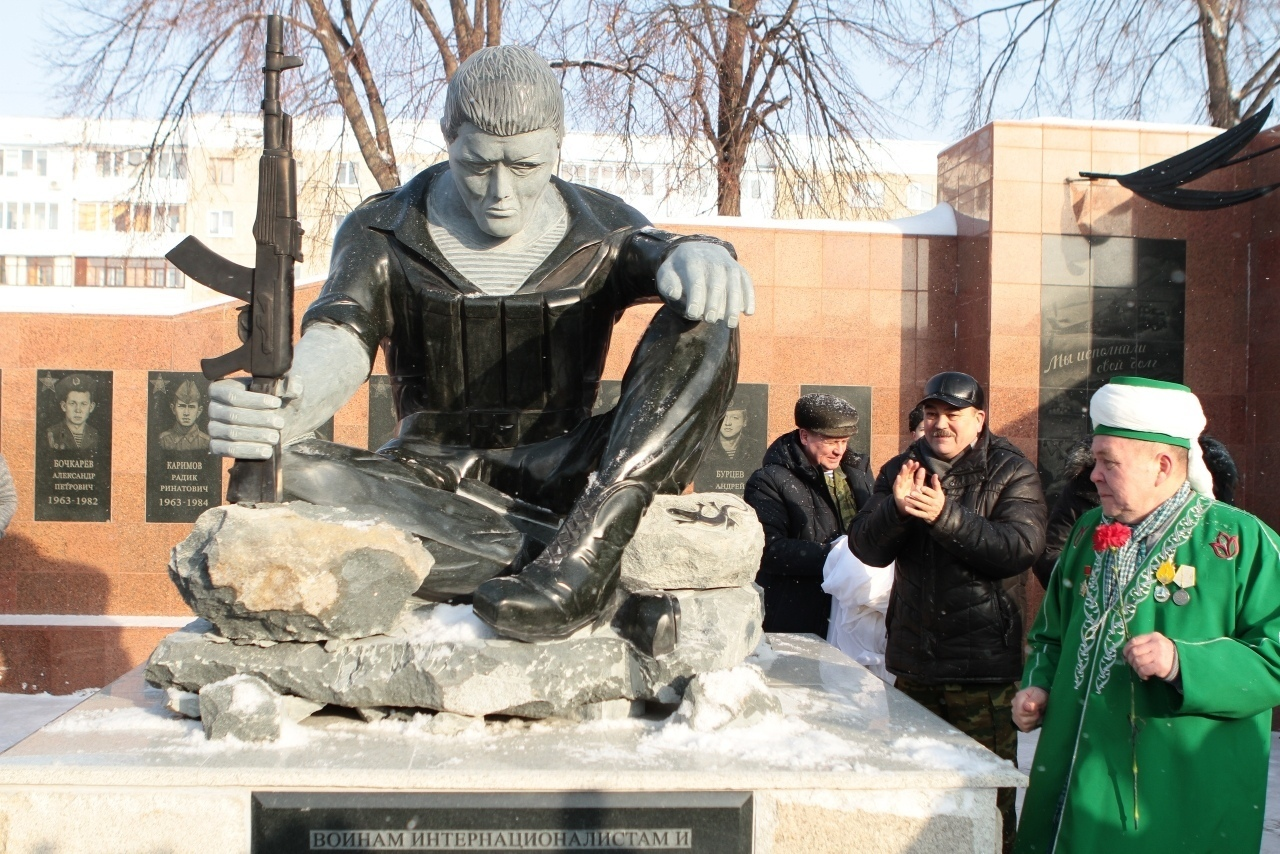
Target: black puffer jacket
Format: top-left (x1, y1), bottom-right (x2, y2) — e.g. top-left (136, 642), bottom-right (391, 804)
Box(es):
top-left (849, 431), bottom-right (1047, 684)
top-left (744, 431), bottom-right (873, 636)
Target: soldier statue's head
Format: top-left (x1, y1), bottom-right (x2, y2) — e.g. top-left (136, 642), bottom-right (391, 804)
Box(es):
top-left (170, 380), bottom-right (204, 428)
top-left (440, 46), bottom-right (565, 239)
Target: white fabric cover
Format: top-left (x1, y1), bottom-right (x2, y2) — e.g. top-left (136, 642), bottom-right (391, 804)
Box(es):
top-left (1090, 382), bottom-right (1213, 496)
top-left (821, 535), bottom-right (894, 684)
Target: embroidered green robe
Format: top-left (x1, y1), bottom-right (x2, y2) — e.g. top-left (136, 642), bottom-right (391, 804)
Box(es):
top-left (1016, 496), bottom-right (1280, 854)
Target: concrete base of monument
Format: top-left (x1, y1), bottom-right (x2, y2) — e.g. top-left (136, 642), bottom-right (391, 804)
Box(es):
top-left (0, 634), bottom-right (1023, 854)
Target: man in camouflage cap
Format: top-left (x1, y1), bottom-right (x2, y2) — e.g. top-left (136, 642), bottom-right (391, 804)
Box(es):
top-left (47, 373), bottom-right (99, 452)
top-left (160, 380), bottom-right (211, 452)
top-left (744, 393), bottom-right (872, 636)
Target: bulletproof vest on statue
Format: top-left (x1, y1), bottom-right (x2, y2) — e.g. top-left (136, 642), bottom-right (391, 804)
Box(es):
top-left (391, 284), bottom-right (616, 449)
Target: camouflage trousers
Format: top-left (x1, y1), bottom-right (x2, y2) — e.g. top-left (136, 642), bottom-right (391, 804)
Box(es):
top-left (894, 679), bottom-right (1019, 854)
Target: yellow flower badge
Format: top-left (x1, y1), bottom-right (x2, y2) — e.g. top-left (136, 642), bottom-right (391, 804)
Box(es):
top-left (1155, 560), bottom-right (1176, 585)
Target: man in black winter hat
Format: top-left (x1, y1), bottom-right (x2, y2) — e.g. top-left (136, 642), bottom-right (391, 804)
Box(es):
top-left (744, 393), bottom-right (873, 637)
top-left (849, 371), bottom-right (1046, 854)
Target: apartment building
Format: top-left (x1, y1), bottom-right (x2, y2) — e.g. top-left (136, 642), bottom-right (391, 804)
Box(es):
top-left (0, 114), bottom-right (940, 309)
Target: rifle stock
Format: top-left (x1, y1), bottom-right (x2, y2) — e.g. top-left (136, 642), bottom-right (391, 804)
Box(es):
top-left (165, 14), bottom-right (304, 504)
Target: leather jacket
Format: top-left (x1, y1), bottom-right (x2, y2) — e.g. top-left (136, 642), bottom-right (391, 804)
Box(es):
top-left (849, 431), bottom-right (1047, 683)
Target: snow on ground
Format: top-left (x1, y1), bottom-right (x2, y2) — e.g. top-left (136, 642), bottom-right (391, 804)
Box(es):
top-left (0, 690), bottom-right (96, 752)
top-left (3, 690), bottom-right (1280, 852)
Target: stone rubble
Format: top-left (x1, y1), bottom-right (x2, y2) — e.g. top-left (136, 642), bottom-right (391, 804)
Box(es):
top-left (674, 664), bottom-right (782, 732)
top-left (148, 584), bottom-right (763, 723)
top-left (198, 674), bottom-right (284, 741)
top-left (148, 493), bottom-right (766, 740)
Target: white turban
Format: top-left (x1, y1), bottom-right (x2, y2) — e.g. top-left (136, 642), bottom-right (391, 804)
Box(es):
top-left (1090, 377), bottom-right (1214, 497)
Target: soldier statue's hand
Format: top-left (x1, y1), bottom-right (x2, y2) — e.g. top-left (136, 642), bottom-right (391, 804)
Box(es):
top-left (656, 242), bottom-right (755, 328)
top-left (207, 323), bottom-right (374, 460)
top-left (208, 376), bottom-right (303, 460)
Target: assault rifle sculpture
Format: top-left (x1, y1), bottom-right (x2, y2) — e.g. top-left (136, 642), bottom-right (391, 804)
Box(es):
top-left (166, 14), bottom-right (304, 504)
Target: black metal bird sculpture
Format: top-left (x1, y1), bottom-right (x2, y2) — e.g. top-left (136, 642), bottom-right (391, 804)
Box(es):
top-left (1079, 102), bottom-right (1280, 210)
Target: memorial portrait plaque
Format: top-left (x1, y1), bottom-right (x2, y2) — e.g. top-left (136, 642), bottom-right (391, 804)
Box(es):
top-left (801, 384), bottom-right (873, 458)
top-left (692, 383), bottom-right (768, 496)
top-left (368, 374), bottom-right (398, 450)
top-left (146, 372), bottom-right (222, 523)
top-left (34, 369), bottom-right (112, 522)
top-left (252, 791), bottom-right (752, 854)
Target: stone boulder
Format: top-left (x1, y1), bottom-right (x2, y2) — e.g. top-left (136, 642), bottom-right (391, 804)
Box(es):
top-left (198, 674), bottom-right (283, 741)
top-left (620, 493), bottom-right (764, 591)
top-left (170, 503), bottom-right (434, 642)
top-left (147, 585), bottom-right (764, 720)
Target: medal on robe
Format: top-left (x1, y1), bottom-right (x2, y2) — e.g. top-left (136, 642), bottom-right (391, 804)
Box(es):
top-left (1152, 560), bottom-right (1175, 603)
top-left (1173, 589), bottom-right (1191, 606)
top-left (1174, 564), bottom-right (1196, 588)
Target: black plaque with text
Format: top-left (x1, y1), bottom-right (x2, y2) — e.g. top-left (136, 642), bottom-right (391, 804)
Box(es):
top-left (368, 374), bottom-right (398, 450)
top-left (34, 369), bottom-right (112, 522)
top-left (1038, 236), bottom-right (1186, 496)
top-left (692, 383), bottom-right (768, 496)
top-left (252, 792), bottom-right (752, 854)
top-left (800, 385), bottom-right (873, 458)
top-left (146, 372), bottom-right (222, 523)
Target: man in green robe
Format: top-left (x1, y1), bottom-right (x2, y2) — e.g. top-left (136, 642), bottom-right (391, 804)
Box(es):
top-left (1014, 376), bottom-right (1280, 854)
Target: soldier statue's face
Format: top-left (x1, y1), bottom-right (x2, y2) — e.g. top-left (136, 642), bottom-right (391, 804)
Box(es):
top-left (447, 122), bottom-right (560, 238)
top-left (62, 391), bottom-right (94, 426)
top-left (173, 400), bottom-right (202, 428)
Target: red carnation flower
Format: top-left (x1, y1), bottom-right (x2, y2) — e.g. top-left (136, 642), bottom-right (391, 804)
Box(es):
top-left (1093, 522), bottom-right (1132, 552)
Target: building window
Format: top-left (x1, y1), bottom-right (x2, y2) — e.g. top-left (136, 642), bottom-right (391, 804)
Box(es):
top-left (906, 182), bottom-right (934, 211)
top-left (158, 149), bottom-right (188, 180)
top-left (99, 150), bottom-right (139, 177)
top-left (208, 157), bottom-right (235, 185)
top-left (1, 149), bottom-right (48, 177)
top-left (78, 202), bottom-right (182, 233)
top-left (0, 256), bottom-right (70, 286)
top-left (335, 161), bottom-right (359, 187)
top-left (1, 202), bottom-right (59, 229)
top-left (74, 256), bottom-right (185, 288)
top-left (795, 183), bottom-right (822, 207)
top-left (849, 180), bottom-right (886, 209)
top-left (207, 210), bottom-right (234, 237)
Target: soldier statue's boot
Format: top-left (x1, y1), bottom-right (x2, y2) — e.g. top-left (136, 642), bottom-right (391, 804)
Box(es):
top-left (472, 480), bottom-right (654, 642)
top-left (611, 590), bottom-right (680, 658)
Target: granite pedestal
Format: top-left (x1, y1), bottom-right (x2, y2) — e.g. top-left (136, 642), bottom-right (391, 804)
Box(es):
top-left (0, 634), bottom-right (1024, 853)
